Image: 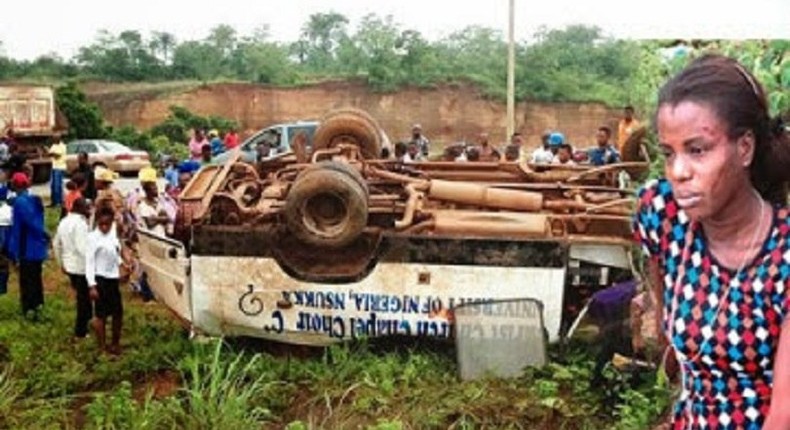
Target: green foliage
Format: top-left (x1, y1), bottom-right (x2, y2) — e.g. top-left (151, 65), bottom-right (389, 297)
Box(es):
top-left (614, 385), bottom-right (673, 430)
top-left (149, 105), bottom-right (238, 148)
top-left (108, 124), bottom-right (154, 153)
top-left (77, 30), bottom-right (166, 81)
top-left (54, 82), bottom-right (235, 161)
top-left (518, 26), bottom-right (641, 104)
top-left (55, 82), bottom-right (108, 139)
top-left (232, 37), bottom-right (300, 84)
top-left (172, 40), bottom-right (226, 82)
top-left (4, 18), bottom-right (787, 111)
top-left (85, 381), bottom-right (169, 430)
top-left (298, 12), bottom-right (350, 71)
top-left (2, 17), bottom-right (656, 106)
top-left (285, 420), bottom-right (309, 430)
top-left (151, 135), bottom-right (188, 161)
top-left (166, 341), bottom-right (273, 429)
top-left (0, 365), bottom-right (20, 426)
top-left (716, 40), bottom-right (789, 116)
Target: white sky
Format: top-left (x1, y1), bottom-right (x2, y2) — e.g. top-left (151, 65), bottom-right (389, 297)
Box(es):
top-left (2, 0), bottom-right (788, 60)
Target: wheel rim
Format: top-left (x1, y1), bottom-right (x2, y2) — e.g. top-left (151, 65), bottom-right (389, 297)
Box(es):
top-left (302, 192), bottom-right (349, 238)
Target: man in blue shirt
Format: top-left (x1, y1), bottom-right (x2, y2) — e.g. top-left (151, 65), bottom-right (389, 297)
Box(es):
top-left (7, 172), bottom-right (49, 317)
top-left (588, 126), bottom-right (620, 166)
top-left (209, 130), bottom-right (224, 156)
top-left (163, 157), bottom-right (179, 189)
top-left (178, 159), bottom-right (202, 175)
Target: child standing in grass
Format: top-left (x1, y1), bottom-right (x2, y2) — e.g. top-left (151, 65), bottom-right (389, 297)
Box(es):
top-left (86, 206), bottom-right (126, 355)
top-left (62, 172), bottom-right (86, 218)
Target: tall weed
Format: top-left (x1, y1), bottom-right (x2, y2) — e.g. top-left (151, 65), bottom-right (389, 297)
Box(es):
top-left (167, 340), bottom-right (273, 429)
top-left (0, 365), bottom-right (20, 426)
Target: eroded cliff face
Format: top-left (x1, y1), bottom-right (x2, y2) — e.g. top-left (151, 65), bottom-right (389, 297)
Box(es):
top-left (83, 80), bottom-right (623, 150)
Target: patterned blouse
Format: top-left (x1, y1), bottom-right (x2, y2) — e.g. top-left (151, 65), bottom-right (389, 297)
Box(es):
top-left (633, 178), bottom-right (790, 430)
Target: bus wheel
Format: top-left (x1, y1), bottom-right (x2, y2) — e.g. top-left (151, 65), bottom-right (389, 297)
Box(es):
top-left (285, 165), bottom-right (369, 248)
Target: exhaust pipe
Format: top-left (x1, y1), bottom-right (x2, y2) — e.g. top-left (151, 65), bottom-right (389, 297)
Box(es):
top-left (428, 180), bottom-right (543, 211)
top-left (431, 210), bottom-right (547, 237)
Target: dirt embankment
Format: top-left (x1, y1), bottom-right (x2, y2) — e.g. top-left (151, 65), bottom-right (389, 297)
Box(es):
top-left (83, 80), bottom-right (624, 150)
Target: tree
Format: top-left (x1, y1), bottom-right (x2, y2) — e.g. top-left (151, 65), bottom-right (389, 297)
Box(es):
top-left (25, 53), bottom-right (78, 79)
top-left (206, 24), bottom-right (238, 60)
top-left (396, 30), bottom-right (441, 86)
top-left (76, 29), bottom-right (163, 81)
top-left (0, 41), bottom-right (14, 80)
top-left (171, 41), bottom-right (224, 82)
top-left (435, 26), bottom-right (507, 98)
top-left (352, 14), bottom-right (404, 90)
top-left (517, 25), bottom-right (641, 104)
top-left (298, 12), bottom-right (349, 71)
top-left (231, 38), bottom-right (297, 84)
top-left (150, 31), bottom-right (177, 65)
top-left (55, 83), bottom-right (108, 139)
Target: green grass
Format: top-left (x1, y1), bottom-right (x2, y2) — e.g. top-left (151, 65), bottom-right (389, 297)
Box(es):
top-left (0, 208), bottom-right (672, 429)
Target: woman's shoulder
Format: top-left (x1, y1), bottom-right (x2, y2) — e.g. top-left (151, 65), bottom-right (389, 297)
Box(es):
top-left (633, 178), bottom-right (685, 257)
top-left (636, 177), bottom-right (673, 203)
top-left (634, 178), bottom-right (682, 222)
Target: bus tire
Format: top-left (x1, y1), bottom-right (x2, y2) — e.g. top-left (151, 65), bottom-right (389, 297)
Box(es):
top-left (285, 166), bottom-right (369, 248)
top-left (312, 112), bottom-right (382, 159)
top-left (298, 161), bottom-right (368, 195)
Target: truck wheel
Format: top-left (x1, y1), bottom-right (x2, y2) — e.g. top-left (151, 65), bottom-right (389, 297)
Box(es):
top-left (325, 108), bottom-right (392, 155)
top-left (285, 166), bottom-right (369, 248)
top-left (299, 161), bottom-right (368, 196)
top-left (312, 112), bottom-right (382, 159)
top-left (321, 107), bottom-right (383, 137)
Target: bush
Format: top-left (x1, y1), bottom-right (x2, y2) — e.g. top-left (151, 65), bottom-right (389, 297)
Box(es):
top-left (150, 135), bottom-right (189, 163)
top-left (108, 125), bottom-right (154, 153)
top-left (56, 82), bottom-right (109, 139)
top-left (102, 106), bottom-right (234, 163)
top-left (149, 106), bottom-right (239, 146)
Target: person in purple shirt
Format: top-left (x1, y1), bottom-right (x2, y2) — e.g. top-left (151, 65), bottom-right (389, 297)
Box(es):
top-left (7, 172), bottom-right (49, 317)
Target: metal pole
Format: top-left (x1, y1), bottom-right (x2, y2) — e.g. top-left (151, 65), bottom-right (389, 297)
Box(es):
top-left (506, 0), bottom-right (516, 143)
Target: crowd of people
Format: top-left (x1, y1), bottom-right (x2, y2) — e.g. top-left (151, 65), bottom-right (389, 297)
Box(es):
top-left (0, 126), bottom-right (211, 357)
top-left (187, 127), bottom-right (240, 163)
top-left (387, 106), bottom-right (639, 167)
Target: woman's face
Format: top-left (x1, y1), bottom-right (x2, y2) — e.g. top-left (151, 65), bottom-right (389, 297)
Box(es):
top-left (656, 101), bottom-right (752, 221)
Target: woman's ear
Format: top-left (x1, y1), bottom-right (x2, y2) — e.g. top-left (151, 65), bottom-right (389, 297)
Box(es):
top-left (739, 130), bottom-right (756, 167)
